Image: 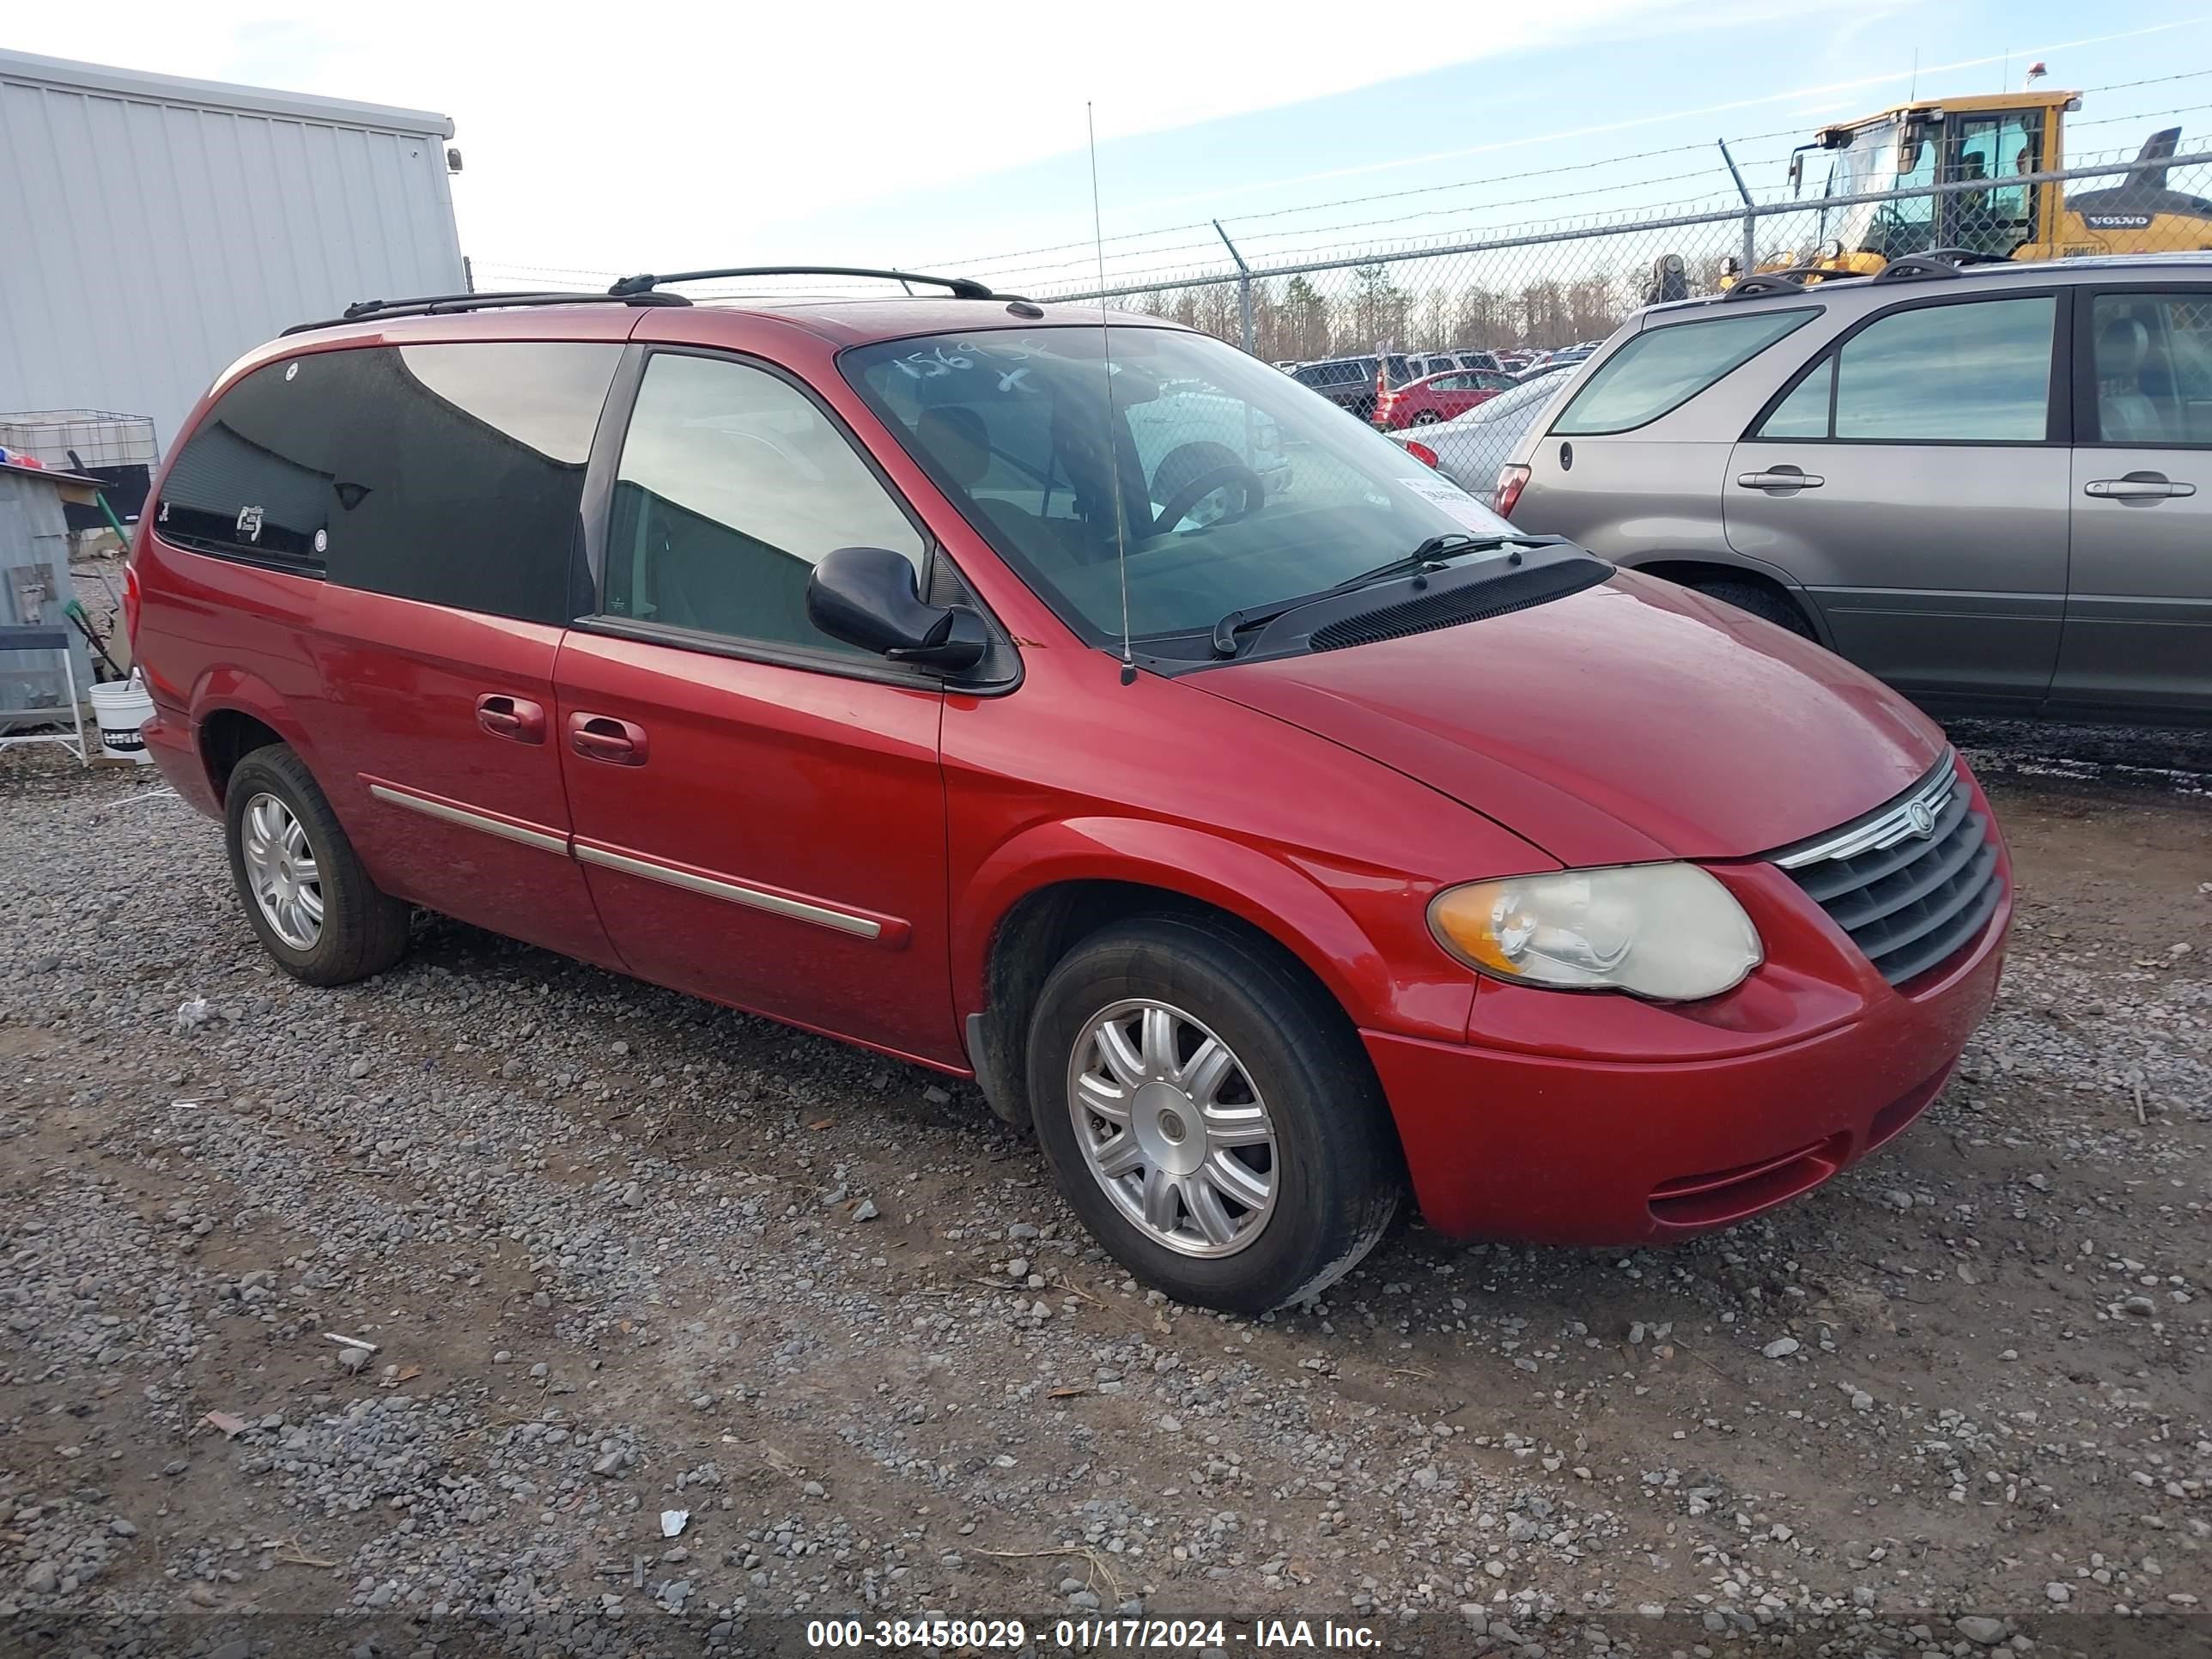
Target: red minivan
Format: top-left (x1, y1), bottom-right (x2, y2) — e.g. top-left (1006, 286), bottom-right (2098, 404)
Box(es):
top-left (129, 270), bottom-right (2012, 1314)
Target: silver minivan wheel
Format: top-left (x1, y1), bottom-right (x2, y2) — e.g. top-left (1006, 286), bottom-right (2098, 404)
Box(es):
top-left (1066, 998), bottom-right (1278, 1258)
top-left (240, 791), bottom-right (324, 950)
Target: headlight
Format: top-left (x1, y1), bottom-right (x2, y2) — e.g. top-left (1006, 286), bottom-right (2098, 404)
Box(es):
top-left (1428, 863), bottom-right (1762, 1001)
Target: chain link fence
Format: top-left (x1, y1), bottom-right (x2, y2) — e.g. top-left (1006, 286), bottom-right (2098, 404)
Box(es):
top-left (1007, 145), bottom-right (2212, 376)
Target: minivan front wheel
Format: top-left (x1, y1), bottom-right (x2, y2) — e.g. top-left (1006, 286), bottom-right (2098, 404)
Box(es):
top-left (224, 745), bottom-right (411, 986)
top-left (1029, 915), bottom-right (1401, 1314)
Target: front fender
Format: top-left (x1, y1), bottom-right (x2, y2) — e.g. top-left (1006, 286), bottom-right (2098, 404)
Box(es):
top-left (953, 816), bottom-right (1475, 1044)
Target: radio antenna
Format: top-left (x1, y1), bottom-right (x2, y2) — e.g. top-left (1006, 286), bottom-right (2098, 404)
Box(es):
top-left (1088, 101), bottom-right (1137, 687)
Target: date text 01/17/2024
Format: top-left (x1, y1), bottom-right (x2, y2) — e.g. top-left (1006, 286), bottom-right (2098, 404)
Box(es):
top-left (802, 1618), bottom-right (1382, 1650)
top-left (1054, 1622), bottom-right (1380, 1650)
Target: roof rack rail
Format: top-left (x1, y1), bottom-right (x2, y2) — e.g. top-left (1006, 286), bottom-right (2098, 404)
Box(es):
top-left (1720, 265), bottom-right (1865, 301)
top-left (606, 265), bottom-right (1000, 301)
top-left (281, 289), bottom-right (691, 337)
top-left (1873, 248), bottom-right (2015, 282)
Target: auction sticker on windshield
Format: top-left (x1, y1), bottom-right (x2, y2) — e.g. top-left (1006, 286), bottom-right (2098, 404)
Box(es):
top-left (1397, 474), bottom-right (1501, 532)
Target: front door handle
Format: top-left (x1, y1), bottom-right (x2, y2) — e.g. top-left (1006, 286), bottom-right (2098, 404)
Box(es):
top-left (2084, 472), bottom-right (2195, 501)
top-left (568, 712), bottom-right (649, 766)
top-left (476, 693), bottom-right (546, 744)
top-left (1736, 466), bottom-right (1825, 490)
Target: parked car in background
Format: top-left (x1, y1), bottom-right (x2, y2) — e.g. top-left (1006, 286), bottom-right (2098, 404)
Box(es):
top-left (1503, 254), bottom-right (2212, 723)
top-left (1492, 349), bottom-right (1535, 373)
top-left (1289, 353), bottom-right (1413, 419)
top-left (1530, 344), bottom-right (1597, 372)
top-left (1389, 362), bottom-right (1577, 503)
top-left (1373, 367), bottom-right (1521, 428)
top-left (131, 276), bottom-right (2009, 1315)
top-left (1403, 351), bottom-right (1462, 379)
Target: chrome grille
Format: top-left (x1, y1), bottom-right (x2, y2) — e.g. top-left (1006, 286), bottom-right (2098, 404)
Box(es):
top-left (1770, 751), bottom-right (2002, 988)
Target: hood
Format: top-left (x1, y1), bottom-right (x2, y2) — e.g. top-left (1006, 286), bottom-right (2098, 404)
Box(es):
top-left (1194, 573), bottom-right (1948, 867)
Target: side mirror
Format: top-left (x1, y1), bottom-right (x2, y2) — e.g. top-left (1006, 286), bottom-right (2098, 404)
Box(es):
top-left (806, 546), bottom-right (988, 672)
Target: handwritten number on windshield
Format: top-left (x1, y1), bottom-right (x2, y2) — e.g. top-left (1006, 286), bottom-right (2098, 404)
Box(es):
top-left (889, 343), bottom-right (979, 380)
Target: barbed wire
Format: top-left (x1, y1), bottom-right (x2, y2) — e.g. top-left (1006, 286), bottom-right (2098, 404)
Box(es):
top-left (2082, 67), bottom-right (2212, 94)
top-left (471, 69), bottom-right (2212, 312)
top-left (2070, 100), bottom-right (2212, 131)
top-left (956, 165), bottom-right (1769, 289)
top-left (979, 129), bottom-right (2200, 295)
top-left (922, 69), bottom-right (2211, 275)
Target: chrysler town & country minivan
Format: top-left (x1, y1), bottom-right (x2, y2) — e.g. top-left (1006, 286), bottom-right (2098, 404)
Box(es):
top-left (127, 270), bottom-right (2013, 1312)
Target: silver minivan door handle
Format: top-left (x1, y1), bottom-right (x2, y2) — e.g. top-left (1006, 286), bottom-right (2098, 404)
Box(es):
top-left (1736, 467), bottom-right (1825, 490)
top-left (2084, 472), bottom-right (2195, 501)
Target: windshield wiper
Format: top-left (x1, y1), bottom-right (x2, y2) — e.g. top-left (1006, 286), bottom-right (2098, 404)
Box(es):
top-left (1326, 532), bottom-right (1513, 594)
top-left (1208, 533), bottom-right (1524, 659)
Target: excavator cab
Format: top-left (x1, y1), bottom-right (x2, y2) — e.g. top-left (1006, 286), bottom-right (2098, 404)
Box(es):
top-left (1808, 93), bottom-right (2063, 270)
top-left (1698, 87), bottom-right (2209, 295)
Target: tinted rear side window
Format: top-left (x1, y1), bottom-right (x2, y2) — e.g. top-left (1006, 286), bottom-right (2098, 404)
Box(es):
top-left (324, 342), bottom-right (620, 622)
top-left (157, 352), bottom-right (355, 568)
top-left (1553, 309), bottom-right (1817, 435)
top-left (158, 341), bottom-right (620, 623)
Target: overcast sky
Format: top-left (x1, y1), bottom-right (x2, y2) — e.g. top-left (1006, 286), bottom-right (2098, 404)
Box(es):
top-left (6, 0), bottom-right (2205, 293)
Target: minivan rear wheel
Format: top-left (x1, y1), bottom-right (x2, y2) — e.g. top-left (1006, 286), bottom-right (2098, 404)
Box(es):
top-left (224, 745), bottom-right (411, 986)
top-left (1692, 577), bottom-right (1814, 640)
top-left (1028, 915), bottom-right (1401, 1314)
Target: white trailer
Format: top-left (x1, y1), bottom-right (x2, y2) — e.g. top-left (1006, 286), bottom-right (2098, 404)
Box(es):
top-left (1, 48), bottom-right (465, 452)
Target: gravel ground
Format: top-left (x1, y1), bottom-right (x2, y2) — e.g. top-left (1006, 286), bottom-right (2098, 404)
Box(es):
top-left (0, 737), bottom-right (2206, 1659)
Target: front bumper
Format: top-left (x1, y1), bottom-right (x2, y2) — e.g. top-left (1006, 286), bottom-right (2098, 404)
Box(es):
top-left (1366, 832), bottom-right (2011, 1245)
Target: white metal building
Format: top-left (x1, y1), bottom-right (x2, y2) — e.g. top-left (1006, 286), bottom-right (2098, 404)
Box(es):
top-left (1, 48), bottom-right (465, 452)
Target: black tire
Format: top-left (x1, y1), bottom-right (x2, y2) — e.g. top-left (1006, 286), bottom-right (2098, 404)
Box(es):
top-left (1409, 410), bottom-right (1443, 426)
top-left (1027, 915), bottom-right (1401, 1314)
top-left (224, 744), bottom-right (411, 987)
top-left (1692, 577), bottom-right (1815, 639)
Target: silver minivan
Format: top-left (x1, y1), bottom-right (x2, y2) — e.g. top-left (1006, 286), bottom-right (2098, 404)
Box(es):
top-left (1504, 254), bottom-right (2212, 723)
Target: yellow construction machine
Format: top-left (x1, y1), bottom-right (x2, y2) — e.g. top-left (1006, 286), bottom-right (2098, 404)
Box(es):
top-left (1711, 87), bottom-right (2209, 288)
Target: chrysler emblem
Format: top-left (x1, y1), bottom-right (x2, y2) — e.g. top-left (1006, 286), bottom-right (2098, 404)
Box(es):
top-left (1905, 799), bottom-right (1937, 839)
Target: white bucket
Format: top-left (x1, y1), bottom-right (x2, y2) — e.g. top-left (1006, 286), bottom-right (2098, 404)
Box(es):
top-left (90, 673), bottom-right (155, 763)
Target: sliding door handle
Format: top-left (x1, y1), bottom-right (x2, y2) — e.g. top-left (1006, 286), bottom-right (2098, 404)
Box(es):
top-left (476, 694), bottom-right (546, 744)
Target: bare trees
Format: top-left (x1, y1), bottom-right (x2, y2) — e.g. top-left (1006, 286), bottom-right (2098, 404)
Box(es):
top-left (1133, 258), bottom-right (1642, 360)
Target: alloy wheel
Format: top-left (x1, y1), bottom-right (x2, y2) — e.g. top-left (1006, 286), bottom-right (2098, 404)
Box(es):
top-left (240, 792), bottom-right (324, 950)
top-left (1066, 999), bottom-right (1278, 1257)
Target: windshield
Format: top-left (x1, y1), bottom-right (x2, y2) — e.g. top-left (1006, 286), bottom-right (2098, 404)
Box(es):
top-left (1819, 116), bottom-right (1937, 258)
top-left (844, 326), bottom-right (1516, 647)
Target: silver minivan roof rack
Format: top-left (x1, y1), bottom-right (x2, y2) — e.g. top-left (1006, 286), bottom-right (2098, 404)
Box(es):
top-left (1718, 266), bottom-right (1865, 301)
top-left (1872, 248), bottom-right (2015, 282)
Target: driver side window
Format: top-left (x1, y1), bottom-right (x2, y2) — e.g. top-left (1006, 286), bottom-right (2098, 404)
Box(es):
top-left (602, 354), bottom-right (925, 658)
